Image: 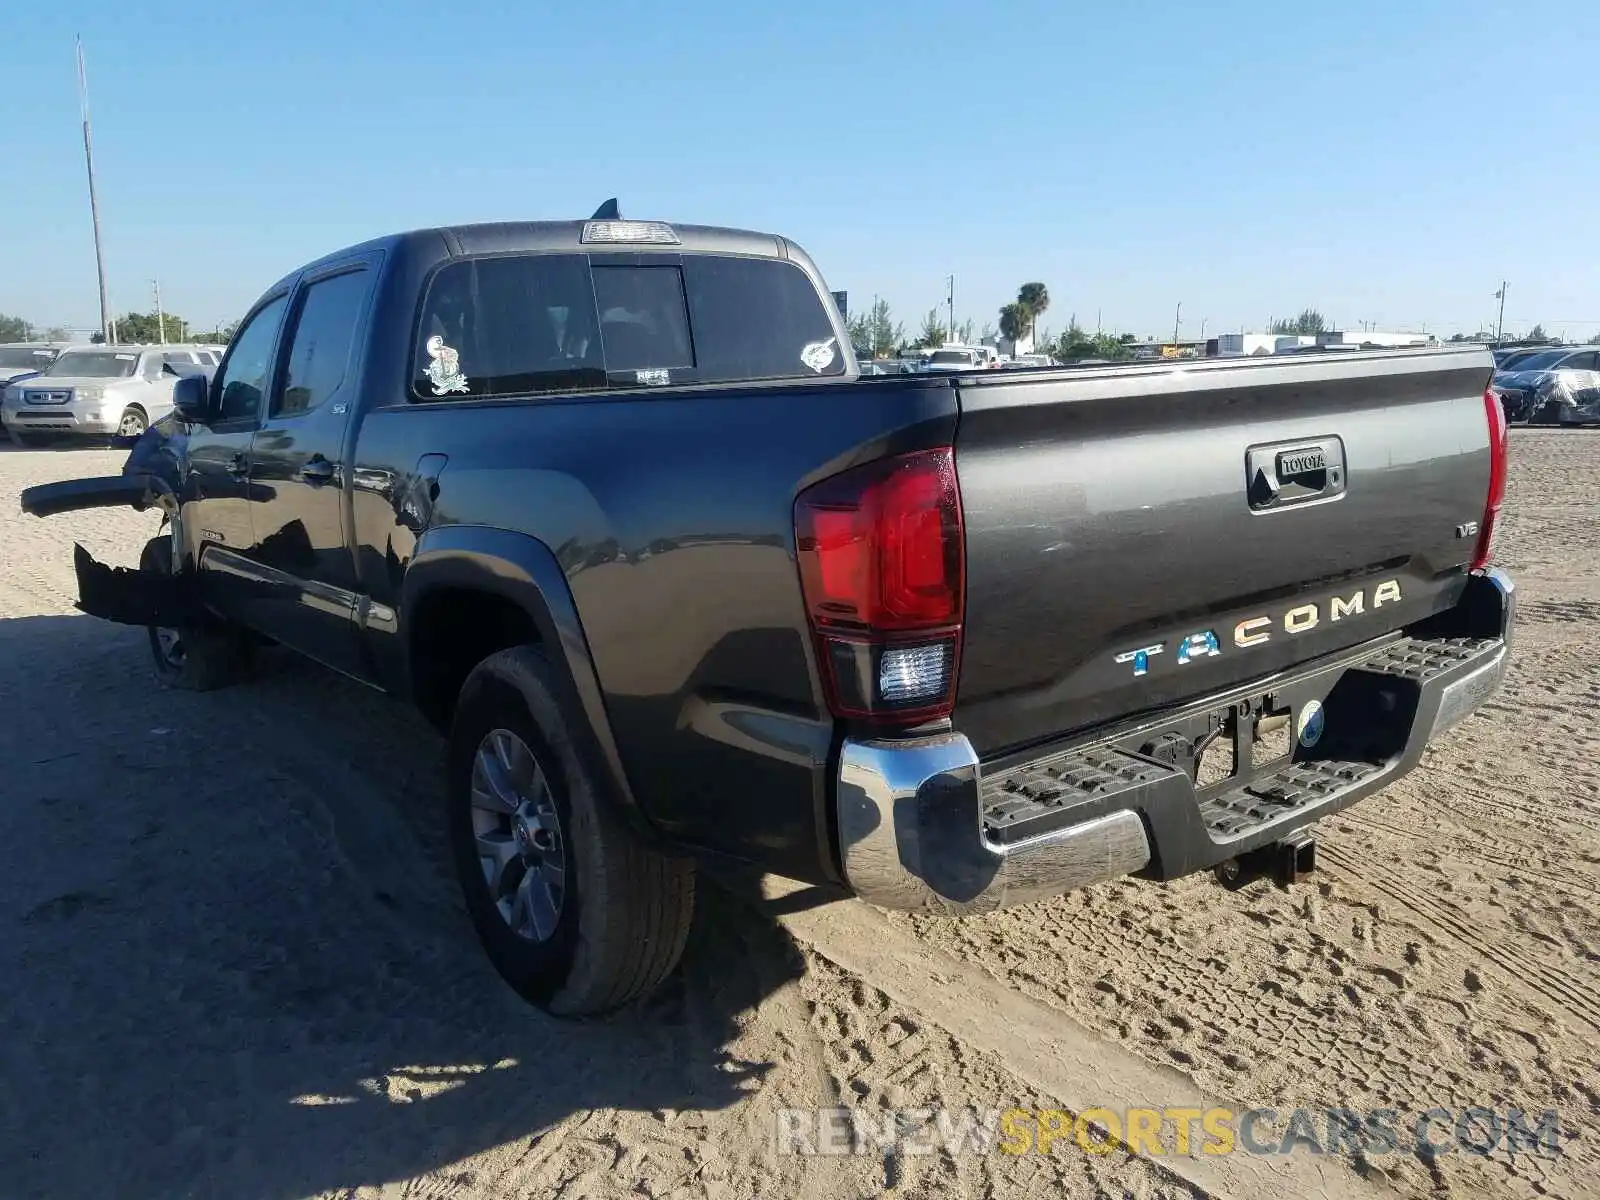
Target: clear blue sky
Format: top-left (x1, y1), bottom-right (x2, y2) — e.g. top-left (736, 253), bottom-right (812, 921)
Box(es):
top-left (3, 0), bottom-right (1596, 342)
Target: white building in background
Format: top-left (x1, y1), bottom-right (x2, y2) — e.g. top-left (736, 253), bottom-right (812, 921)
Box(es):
top-left (1215, 330), bottom-right (1434, 357)
top-left (1215, 333), bottom-right (1316, 356)
top-left (1318, 330), bottom-right (1433, 349)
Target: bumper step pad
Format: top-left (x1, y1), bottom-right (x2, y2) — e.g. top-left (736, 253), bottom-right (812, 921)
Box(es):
top-left (1354, 635), bottom-right (1501, 683)
top-left (1197, 757), bottom-right (1384, 839)
top-left (982, 747), bottom-right (1177, 847)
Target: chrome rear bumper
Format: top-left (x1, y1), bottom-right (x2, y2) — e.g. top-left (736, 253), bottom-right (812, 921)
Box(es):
top-left (836, 568), bottom-right (1514, 914)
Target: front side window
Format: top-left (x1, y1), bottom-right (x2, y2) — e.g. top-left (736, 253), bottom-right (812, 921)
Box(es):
top-left (414, 255), bottom-right (605, 400)
top-left (214, 295), bottom-right (289, 423)
top-left (684, 257), bottom-right (844, 382)
top-left (276, 270), bottom-right (368, 417)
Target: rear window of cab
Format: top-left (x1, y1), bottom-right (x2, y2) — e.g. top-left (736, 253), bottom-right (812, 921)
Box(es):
top-left (411, 252), bottom-right (844, 401)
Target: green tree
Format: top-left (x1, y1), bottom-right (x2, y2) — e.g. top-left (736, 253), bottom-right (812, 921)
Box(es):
top-left (858, 297), bottom-right (904, 359)
top-left (1090, 332), bottom-right (1132, 360)
top-left (1527, 323), bottom-right (1547, 341)
top-left (41, 326), bottom-right (71, 341)
top-left (0, 314), bottom-right (33, 341)
top-left (194, 320), bottom-right (237, 345)
top-left (105, 311), bottom-right (193, 344)
top-left (1270, 309), bottom-right (1326, 335)
top-left (1588, 331), bottom-right (1600, 345)
top-left (846, 311), bottom-right (872, 351)
top-left (915, 308), bottom-right (947, 349)
top-left (999, 302), bottom-right (1030, 343)
top-left (1053, 318), bottom-right (1095, 361)
top-left (955, 318), bottom-right (975, 345)
top-left (1017, 282), bottom-right (1050, 341)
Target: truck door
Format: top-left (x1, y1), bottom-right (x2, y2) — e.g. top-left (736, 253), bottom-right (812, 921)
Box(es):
top-left (184, 292), bottom-right (289, 614)
top-left (237, 259), bottom-right (376, 679)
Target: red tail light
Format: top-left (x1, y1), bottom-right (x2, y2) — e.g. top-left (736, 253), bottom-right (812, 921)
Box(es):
top-left (795, 448), bottom-right (965, 725)
top-left (1471, 388), bottom-right (1508, 571)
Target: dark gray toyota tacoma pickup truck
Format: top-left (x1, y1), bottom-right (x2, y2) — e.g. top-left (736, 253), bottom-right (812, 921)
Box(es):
top-left (22, 205), bottom-right (1514, 1016)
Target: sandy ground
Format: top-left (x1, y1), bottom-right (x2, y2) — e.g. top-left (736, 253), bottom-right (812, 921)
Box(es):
top-left (0, 431), bottom-right (1595, 1200)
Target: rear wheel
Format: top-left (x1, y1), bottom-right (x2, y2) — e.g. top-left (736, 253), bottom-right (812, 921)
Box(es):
top-left (139, 535), bottom-right (255, 691)
top-left (448, 645), bottom-right (695, 1015)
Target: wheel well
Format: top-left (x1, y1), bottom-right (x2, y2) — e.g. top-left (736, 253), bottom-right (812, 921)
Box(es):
top-left (409, 588), bottom-right (542, 732)
top-left (121, 402), bottom-right (147, 415)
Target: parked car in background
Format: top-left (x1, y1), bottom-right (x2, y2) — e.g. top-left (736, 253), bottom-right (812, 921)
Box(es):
top-left (923, 346), bottom-right (983, 372)
top-left (1492, 347), bottom-right (1600, 424)
top-left (3, 344), bottom-right (216, 446)
top-left (0, 342), bottom-right (67, 389)
top-left (1491, 346), bottom-right (1556, 371)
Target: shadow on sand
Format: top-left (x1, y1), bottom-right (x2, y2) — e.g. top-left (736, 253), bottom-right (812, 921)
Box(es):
top-left (0, 612), bottom-right (814, 1198)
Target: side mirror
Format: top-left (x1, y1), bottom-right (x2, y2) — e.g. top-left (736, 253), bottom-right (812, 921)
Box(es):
top-left (172, 372), bottom-right (211, 421)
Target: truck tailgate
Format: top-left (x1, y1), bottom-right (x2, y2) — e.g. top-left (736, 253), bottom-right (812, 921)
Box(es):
top-left (951, 349), bottom-right (1495, 758)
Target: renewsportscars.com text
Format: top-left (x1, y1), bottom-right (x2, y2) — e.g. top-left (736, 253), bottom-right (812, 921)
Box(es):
top-left (774, 1105), bottom-right (1566, 1160)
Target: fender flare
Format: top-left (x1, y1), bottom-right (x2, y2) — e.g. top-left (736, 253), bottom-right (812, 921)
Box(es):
top-left (402, 525), bottom-right (652, 836)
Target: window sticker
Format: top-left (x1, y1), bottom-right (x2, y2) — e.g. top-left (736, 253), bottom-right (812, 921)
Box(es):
top-left (635, 369), bottom-right (671, 387)
top-left (422, 335), bottom-right (470, 395)
top-left (800, 338), bottom-right (837, 374)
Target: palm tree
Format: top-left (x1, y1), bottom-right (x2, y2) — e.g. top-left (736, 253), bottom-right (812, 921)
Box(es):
top-left (1018, 282), bottom-right (1050, 343)
top-left (999, 303), bottom-right (1030, 344)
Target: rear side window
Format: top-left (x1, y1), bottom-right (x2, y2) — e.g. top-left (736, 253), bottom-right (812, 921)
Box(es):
top-left (685, 257), bottom-right (844, 382)
top-left (414, 255), bottom-right (605, 399)
top-left (276, 269), bottom-right (369, 416)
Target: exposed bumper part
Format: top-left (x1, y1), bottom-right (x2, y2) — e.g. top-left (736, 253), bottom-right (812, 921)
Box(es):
top-left (70, 543), bottom-right (204, 627)
top-left (837, 568), bottom-right (1514, 914)
top-left (19, 474), bottom-right (166, 518)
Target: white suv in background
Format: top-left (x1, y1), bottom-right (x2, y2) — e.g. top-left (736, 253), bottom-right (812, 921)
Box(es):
top-left (2, 344), bottom-right (213, 446)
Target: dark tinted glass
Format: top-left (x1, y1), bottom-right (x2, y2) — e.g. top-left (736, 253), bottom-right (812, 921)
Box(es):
top-left (277, 271), bottom-right (368, 416)
top-left (414, 255), bottom-right (605, 399)
top-left (685, 257), bottom-right (843, 382)
top-left (591, 266), bottom-right (694, 374)
top-left (215, 295), bottom-right (288, 423)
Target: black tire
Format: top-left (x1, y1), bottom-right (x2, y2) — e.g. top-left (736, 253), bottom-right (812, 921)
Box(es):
top-left (139, 535), bottom-right (255, 691)
top-left (448, 646), bottom-right (695, 1016)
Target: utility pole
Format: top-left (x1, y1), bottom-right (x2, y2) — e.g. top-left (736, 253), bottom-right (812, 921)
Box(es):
top-left (76, 37), bottom-right (112, 345)
top-left (1494, 282), bottom-right (1508, 345)
top-left (1172, 301), bottom-right (1182, 344)
top-left (945, 275), bottom-right (955, 345)
top-left (152, 279), bottom-right (166, 344)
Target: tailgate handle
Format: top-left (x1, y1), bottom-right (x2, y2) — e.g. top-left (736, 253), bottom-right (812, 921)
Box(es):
top-left (1245, 436), bottom-right (1346, 512)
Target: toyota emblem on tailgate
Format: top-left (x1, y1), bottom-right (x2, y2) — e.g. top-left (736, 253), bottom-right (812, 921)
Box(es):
top-left (1246, 436), bottom-right (1346, 512)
